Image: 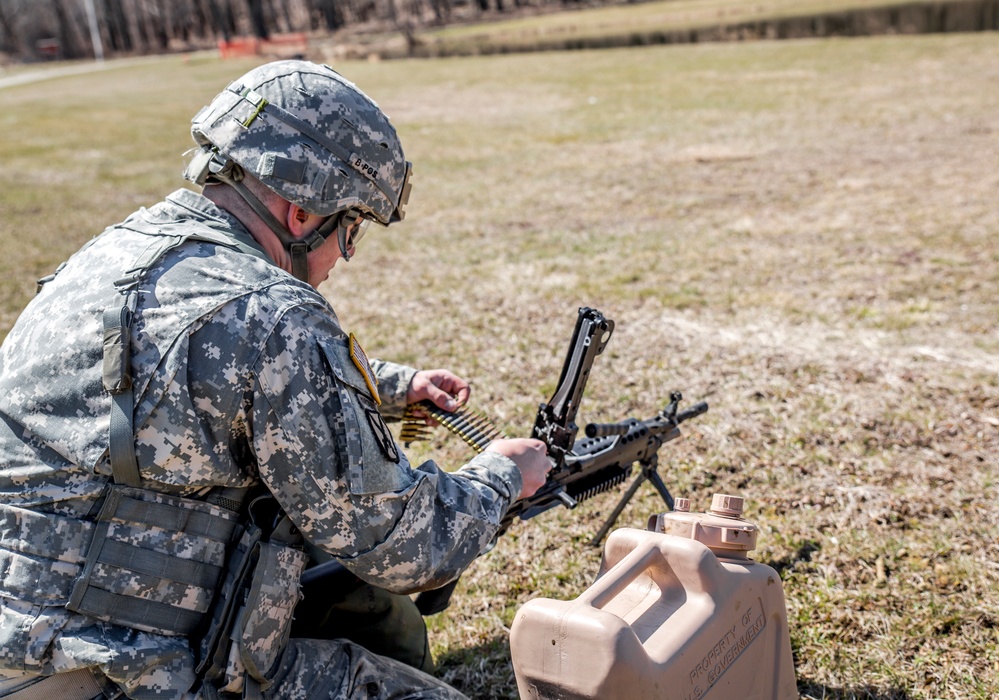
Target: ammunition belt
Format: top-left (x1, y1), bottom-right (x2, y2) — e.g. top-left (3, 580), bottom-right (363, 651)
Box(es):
top-left (400, 399), bottom-right (505, 453)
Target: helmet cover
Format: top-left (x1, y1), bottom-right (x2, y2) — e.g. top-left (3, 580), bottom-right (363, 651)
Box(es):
top-left (189, 60), bottom-right (411, 225)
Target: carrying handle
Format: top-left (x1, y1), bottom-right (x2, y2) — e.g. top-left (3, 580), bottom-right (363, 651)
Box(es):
top-left (581, 529), bottom-right (720, 611)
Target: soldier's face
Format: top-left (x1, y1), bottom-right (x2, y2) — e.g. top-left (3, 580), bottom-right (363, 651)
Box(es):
top-left (308, 234), bottom-right (348, 287)
top-left (299, 211), bottom-right (370, 287)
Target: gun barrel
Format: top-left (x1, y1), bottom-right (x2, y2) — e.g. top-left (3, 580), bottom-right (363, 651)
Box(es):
top-left (676, 401), bottom-right (709, 423)
top-left (584, 421), bottom-right (632, 438)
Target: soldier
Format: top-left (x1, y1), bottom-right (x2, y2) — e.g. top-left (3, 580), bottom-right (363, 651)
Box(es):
top-left (0, 60), bottom-right (550, 700)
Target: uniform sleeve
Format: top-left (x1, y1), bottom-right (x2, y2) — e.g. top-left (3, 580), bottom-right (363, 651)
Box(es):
top-left (368, 359), bottom-right (417, 421)
top-left (250, 306), bottom-right (523, 594)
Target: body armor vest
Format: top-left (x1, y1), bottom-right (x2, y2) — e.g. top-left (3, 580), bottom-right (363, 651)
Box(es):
top-left (0, 203), bottom-right (309, 694)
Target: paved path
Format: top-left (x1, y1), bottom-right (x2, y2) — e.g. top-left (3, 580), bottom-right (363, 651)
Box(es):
top-left (0, 53), bottom-right (209, 90)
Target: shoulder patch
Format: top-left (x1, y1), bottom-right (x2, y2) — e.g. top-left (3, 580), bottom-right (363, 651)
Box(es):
top-left (348, 333), bottom-right (381, 405)
top-left (356, 393), bottom-right (400, 464)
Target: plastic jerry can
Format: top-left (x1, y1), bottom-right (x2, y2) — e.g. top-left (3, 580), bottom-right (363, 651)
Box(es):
top-left (510, 494), bottom-right (797, 700)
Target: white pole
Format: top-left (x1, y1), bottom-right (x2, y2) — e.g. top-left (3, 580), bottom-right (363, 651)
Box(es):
top-left (83, 0), bottom-right (104, 62)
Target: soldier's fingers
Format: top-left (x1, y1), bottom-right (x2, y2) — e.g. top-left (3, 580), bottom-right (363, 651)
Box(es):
top-left (425, 384), bottom-right (458, 411)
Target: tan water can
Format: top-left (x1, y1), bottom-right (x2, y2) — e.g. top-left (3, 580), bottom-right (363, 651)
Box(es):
top-left (510, 494), bottom-right (797, 700)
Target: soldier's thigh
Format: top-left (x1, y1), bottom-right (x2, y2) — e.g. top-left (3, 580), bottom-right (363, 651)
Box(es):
top-left (292, 583), bottom-right (433, 674)
top-left (264, 638), bottom-right (467, 700)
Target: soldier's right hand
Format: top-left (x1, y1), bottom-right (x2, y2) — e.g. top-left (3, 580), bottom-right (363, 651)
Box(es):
top-left (486, 438), bottom-right (551, 499)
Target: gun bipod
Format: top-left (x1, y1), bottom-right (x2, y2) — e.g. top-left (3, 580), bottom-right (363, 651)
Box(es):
top-left (589, 456), bottom-right (674, 546)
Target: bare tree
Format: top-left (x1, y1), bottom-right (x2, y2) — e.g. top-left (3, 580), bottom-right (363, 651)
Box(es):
top-left (50, 0), bottom-right (77, 58)
top-left (188, 0), bottom-right (219, 41)
top-left (0, 0), bottom-right (24, 55)
top-left (149, 0), bottom-right (170, 50)
top-left (268, 0), bottom-right (295, 32)
top-left (428, 0), bottom-right (450, 24)
top-left (245, 0), bottom-right (269, 38)
top-left (101, 0), bottom-right (132, 51)
top-left (57, 0), bottom-right (104, 57)
top-left (206, 0), bottom-right (238, 41)
top-left (314, 0), bottom-right (341, 31)
top-left (116, 0), bottom-right (144, 52)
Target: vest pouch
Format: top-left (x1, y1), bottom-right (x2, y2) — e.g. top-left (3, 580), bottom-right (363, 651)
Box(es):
top-left (196, 524), bottom-right (261, 685)
top-left (0, 503), bottom-right (94, 605)
top-left (196, 508), bottom-right (308, 694)
top-left (66, 484), bottom-right (240, 636)
top-left (232, 538), bottom-right (308, 688)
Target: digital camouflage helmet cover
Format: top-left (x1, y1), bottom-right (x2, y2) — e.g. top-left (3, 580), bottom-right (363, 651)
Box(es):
top-left (184, 60), bottom-right (412, 279)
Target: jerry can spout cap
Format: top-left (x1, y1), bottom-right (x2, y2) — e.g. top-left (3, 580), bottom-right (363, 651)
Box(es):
top-left (648, 493), bottom-right (758, 559)
top-left (710, 494), bottom-right (745, 519)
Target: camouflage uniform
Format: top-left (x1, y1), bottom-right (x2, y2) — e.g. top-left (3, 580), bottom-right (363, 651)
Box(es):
top-left (0, 189), bottom-right (522, 699)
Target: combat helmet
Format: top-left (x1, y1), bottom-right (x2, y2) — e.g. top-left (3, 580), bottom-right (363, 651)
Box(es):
top-left (184, 60), bottom-right (412, 280)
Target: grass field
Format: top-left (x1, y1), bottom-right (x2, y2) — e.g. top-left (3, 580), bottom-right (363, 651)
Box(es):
top-left (2, 30), bottom-right (997, 700)
top-left (418, 0), bottom-right (942, 49)
top-left (327, 0), bottom-right (987, 58)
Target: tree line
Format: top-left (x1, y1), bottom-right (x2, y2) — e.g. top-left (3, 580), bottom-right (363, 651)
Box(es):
top-left (0, 0), bottom-right (593, 62)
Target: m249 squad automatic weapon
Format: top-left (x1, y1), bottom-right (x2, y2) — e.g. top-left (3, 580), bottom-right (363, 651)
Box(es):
top-left (301, 307), bottom-right (707, 615)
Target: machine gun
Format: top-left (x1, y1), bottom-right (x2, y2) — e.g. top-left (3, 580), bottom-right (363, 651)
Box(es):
top-left (398, 307), bottom-right (708, 614)
top-left (300, 307), bottom-right (706, 615)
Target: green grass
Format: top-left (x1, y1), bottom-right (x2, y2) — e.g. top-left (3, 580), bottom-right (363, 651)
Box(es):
top-left (2, 31), bottom-right (998, 699)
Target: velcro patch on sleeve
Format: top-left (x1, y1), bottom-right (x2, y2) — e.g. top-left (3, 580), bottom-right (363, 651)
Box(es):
top-left (348, 333), bottom-right (381, 405)
top-left (356, 393), bottom-right (400, 464)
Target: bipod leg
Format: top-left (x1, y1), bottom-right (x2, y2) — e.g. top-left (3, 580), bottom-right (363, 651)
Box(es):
top-left (589, 468), bottom-right (647, 547)
top-left (643, 456), bottom-right (674, 511)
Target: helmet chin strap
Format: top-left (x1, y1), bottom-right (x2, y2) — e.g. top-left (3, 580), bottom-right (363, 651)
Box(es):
top-left (199, 153), bottom-right (341, 283)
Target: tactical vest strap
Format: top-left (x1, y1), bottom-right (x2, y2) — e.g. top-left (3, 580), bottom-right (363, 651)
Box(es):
top-left (104, 289), bottom-right (141, 487)
top-left (99, 229), bottom-right (249, 488)
top-left (70, 581), bottom-right (208, 636)
top-left (92, 538), bottom-right (224, 589)
top-left (113, 493), bottom-right (234, 537)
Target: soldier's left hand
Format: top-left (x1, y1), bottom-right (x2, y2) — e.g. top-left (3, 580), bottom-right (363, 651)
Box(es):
top-left (406, 369), bottom-right (470, 412)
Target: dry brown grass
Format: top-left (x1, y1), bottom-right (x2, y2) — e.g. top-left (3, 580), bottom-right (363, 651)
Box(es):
top-left (327, 34), bottom-right (999, 699)
top-left (324, 0), bottom-right (992, 59)
top-left (1, 30), bottom-right (997, 700)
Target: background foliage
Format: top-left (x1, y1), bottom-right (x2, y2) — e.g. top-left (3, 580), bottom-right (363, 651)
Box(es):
top-left (2, 0), bottom-right (996, 63)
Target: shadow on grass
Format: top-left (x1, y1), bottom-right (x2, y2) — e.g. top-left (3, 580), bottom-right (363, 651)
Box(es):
top-left (434, 634), bottom-right (519, 700)
top-left (766, 539), bottom-right (822, 576)
top-left (799, 682), bottom-right (913, 699)
top-left (433, 632), bottom-right (915, 700)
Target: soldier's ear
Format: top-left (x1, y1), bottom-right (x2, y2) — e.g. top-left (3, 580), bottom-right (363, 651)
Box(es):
top-left (287, 205), bottom-right (310, 235)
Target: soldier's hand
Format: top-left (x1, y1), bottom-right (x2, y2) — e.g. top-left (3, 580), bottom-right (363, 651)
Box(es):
top-left (406, 369), bottom-right (470, 412)
top-left (486, 438), bottom-right (551, 499)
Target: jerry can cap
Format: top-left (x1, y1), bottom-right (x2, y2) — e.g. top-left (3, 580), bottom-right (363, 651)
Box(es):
top-left (648, 493), bottom-right (758, 558)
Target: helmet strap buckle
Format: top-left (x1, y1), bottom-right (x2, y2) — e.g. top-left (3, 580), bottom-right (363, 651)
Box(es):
top-left (289, 242), bottom-right (310, 283)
